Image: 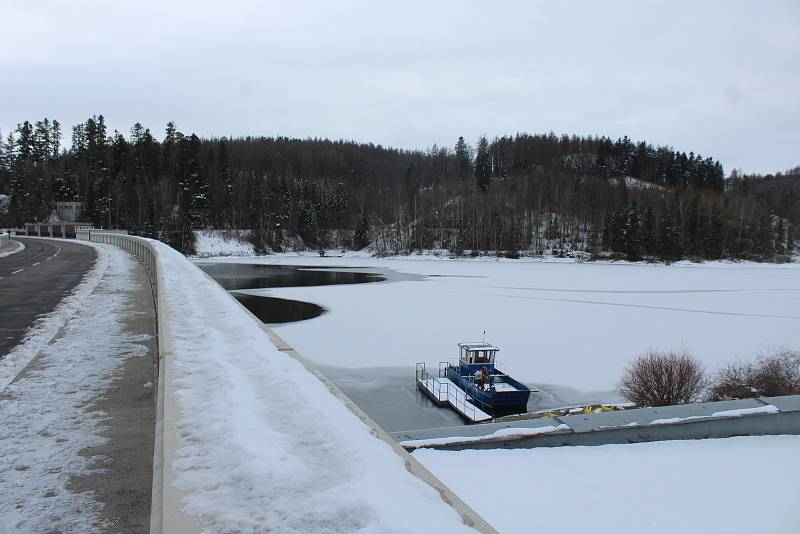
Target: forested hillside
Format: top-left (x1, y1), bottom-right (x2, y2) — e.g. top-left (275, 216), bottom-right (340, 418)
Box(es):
top-left (0, 115), bottom-right (797, 260)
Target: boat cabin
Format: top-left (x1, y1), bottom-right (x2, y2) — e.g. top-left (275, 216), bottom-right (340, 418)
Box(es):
top-left (457, 342), bottom-right (498, 374)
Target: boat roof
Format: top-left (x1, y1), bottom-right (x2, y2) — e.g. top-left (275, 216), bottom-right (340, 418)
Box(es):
top-left (458, 342), bottom-right (499, 352)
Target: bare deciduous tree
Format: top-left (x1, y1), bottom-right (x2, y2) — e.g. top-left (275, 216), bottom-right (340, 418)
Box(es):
top-left (618, 350), bottom-right (707, 407)
top-left (708, 350), bottom-right (800, 401)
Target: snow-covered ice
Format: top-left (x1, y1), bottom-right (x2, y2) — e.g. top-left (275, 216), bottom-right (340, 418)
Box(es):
top-left (212, 253), bottom-right (800, 394)
top-left (413, 435), bottom-right (800, 534)
top-left (153, 241), bottom-right (475, 533)
top-left (0, 244), bottom-right (150, 532)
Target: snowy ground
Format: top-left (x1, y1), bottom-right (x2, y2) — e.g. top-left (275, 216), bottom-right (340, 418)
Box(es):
top-left (413, 435), bottom-right (800, 534)
top-left (192, 229), bottom-right (255, 258)
top-left (0, 244), bottom-right (151, 532)
top-left (202, 252), bottom-right (800, 396)
top-left (153, 241), bottom-right (475, 532)
top-left (0, 242), bottom-right (107, 388)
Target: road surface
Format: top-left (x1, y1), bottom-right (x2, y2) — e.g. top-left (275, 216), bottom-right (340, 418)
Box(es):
top-left (0, 237), bottom-right (96, 357)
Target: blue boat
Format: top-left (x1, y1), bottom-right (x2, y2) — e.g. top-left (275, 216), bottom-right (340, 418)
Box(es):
top-left (443, 342), bottom-right (531, 417)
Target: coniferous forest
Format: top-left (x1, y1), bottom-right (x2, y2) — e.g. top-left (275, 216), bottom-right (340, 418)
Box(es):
top-left (0, 115), bottom-right (797, 260)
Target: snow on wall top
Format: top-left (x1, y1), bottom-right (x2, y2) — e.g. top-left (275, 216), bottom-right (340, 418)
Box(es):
top-left (150, 240), bottom-right (475, 533)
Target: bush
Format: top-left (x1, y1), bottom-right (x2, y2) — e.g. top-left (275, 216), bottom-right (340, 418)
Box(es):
top-left (618, 350), bottom-right (707, 407)
top-left (708, 350), bottom-right (800, 401)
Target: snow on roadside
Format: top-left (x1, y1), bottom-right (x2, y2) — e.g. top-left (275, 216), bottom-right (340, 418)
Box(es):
top-left (0, 245), bottom-right (150, 532)
top-left (414, 435), bottom-right (800, 534)
top-left (152, 241), bottom-right (474, 533)
top-left (193, 229), bottom-right (255, 258)
top-left (0, 241), bottom-right (107, 389)
top-left (0, 238), bottom-right (25, 259)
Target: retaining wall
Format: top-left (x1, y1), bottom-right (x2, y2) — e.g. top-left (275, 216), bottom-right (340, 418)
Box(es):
top-left (393, 395), bottom-right (800, 451)
top-left (82, 233), bottom-right (494, 534)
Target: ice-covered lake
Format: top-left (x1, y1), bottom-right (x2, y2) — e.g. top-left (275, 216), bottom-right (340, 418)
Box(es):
top-left (203, 254), bottom-right (800, 400)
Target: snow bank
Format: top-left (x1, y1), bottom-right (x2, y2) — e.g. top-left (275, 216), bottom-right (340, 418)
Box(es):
top-left (151, 241), bottom-right (475, 533)
top-left (0, 238), bottom-right (24, 258)
top-left (400, 424), bottom-right (570, 449)
top-left (192, 229), bottom-right (255, 258)
top-left (0, 241), bottom-right (106, 388)
top-left (0, 245), bottom-right (150, 532)
top-left (414, 435), bottom-right (800, 534)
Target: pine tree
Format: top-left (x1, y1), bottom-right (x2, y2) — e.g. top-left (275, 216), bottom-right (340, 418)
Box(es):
top-left (642, 205), bottom-right (656, 256)
top-left (622, 203), bottom-right (642, 260)
top-left (217, 140), bottom-right (233, 227)
top-left (177, 134), bottom-right (206, 227)
top-left (661, 204), bottom-right (683, 260)
top-left (354, 212), bottom-right (370, 250)
top-left (474, 136), bottom-right (491, 193)
top-left (455, 136), bottom-right (471, 178)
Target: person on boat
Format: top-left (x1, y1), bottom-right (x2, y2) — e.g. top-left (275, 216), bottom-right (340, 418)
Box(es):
top-left (480, 368), bottom-right (490, 391)
top-left (475, 369), bottom-right (484, 390)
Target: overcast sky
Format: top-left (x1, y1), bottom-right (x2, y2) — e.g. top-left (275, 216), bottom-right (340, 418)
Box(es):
top-left (1, 0), bottom-right (798, 174)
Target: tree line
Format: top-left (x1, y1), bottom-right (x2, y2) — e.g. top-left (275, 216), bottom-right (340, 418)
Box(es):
top-left (0, 115), bottom-right (796, 260)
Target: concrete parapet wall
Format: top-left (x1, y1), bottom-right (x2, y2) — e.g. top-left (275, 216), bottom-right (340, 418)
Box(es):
top-left (85, 233), bottom-right (494, 533)
top-left (394, 395), bottom-right (800, 451)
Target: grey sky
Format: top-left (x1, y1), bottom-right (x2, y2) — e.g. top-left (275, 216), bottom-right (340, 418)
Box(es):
top-left (1, 0), bottom-right (798, 174)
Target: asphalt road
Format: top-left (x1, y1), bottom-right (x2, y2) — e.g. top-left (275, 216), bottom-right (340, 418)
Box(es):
top-left (0, 237), bottom-right (96, 358)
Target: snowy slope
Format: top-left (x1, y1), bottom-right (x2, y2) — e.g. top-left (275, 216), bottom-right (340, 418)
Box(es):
top-left (414, 435), bottom-right (800, 534)
top-left (152, 242), bottom-right (475, 533)
top-left (193, 229), bottom-right (255, 258)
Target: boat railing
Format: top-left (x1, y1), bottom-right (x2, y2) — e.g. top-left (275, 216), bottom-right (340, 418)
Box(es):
top-left (417, 362), bottom-right (482, 422)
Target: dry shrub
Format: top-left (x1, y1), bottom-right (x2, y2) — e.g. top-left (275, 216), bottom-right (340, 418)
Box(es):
top-left (708, 350), bottom-right (800, 401)
top-left (618, 350), bottom-right (707, 407)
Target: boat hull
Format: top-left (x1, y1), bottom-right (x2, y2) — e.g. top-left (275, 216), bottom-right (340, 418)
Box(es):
top-left (445, 366), bottom-right (531, 417)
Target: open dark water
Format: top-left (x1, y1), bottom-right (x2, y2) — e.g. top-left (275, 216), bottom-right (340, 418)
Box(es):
top-left (197, 263), bottom-right (384, 323)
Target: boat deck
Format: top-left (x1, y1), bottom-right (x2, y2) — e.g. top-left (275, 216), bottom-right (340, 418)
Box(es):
top-left (417, 376), bottom-right (492, 423)
top-left (490, 382), bottom-right (519, 392)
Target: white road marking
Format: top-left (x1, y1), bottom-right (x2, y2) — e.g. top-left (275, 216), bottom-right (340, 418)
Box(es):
top-left (11, 268), bottom-right (24, 275)
top-left (46, 256), bottom-right (54, 261)
top-left (32, 262), bottom-right (40, 266)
